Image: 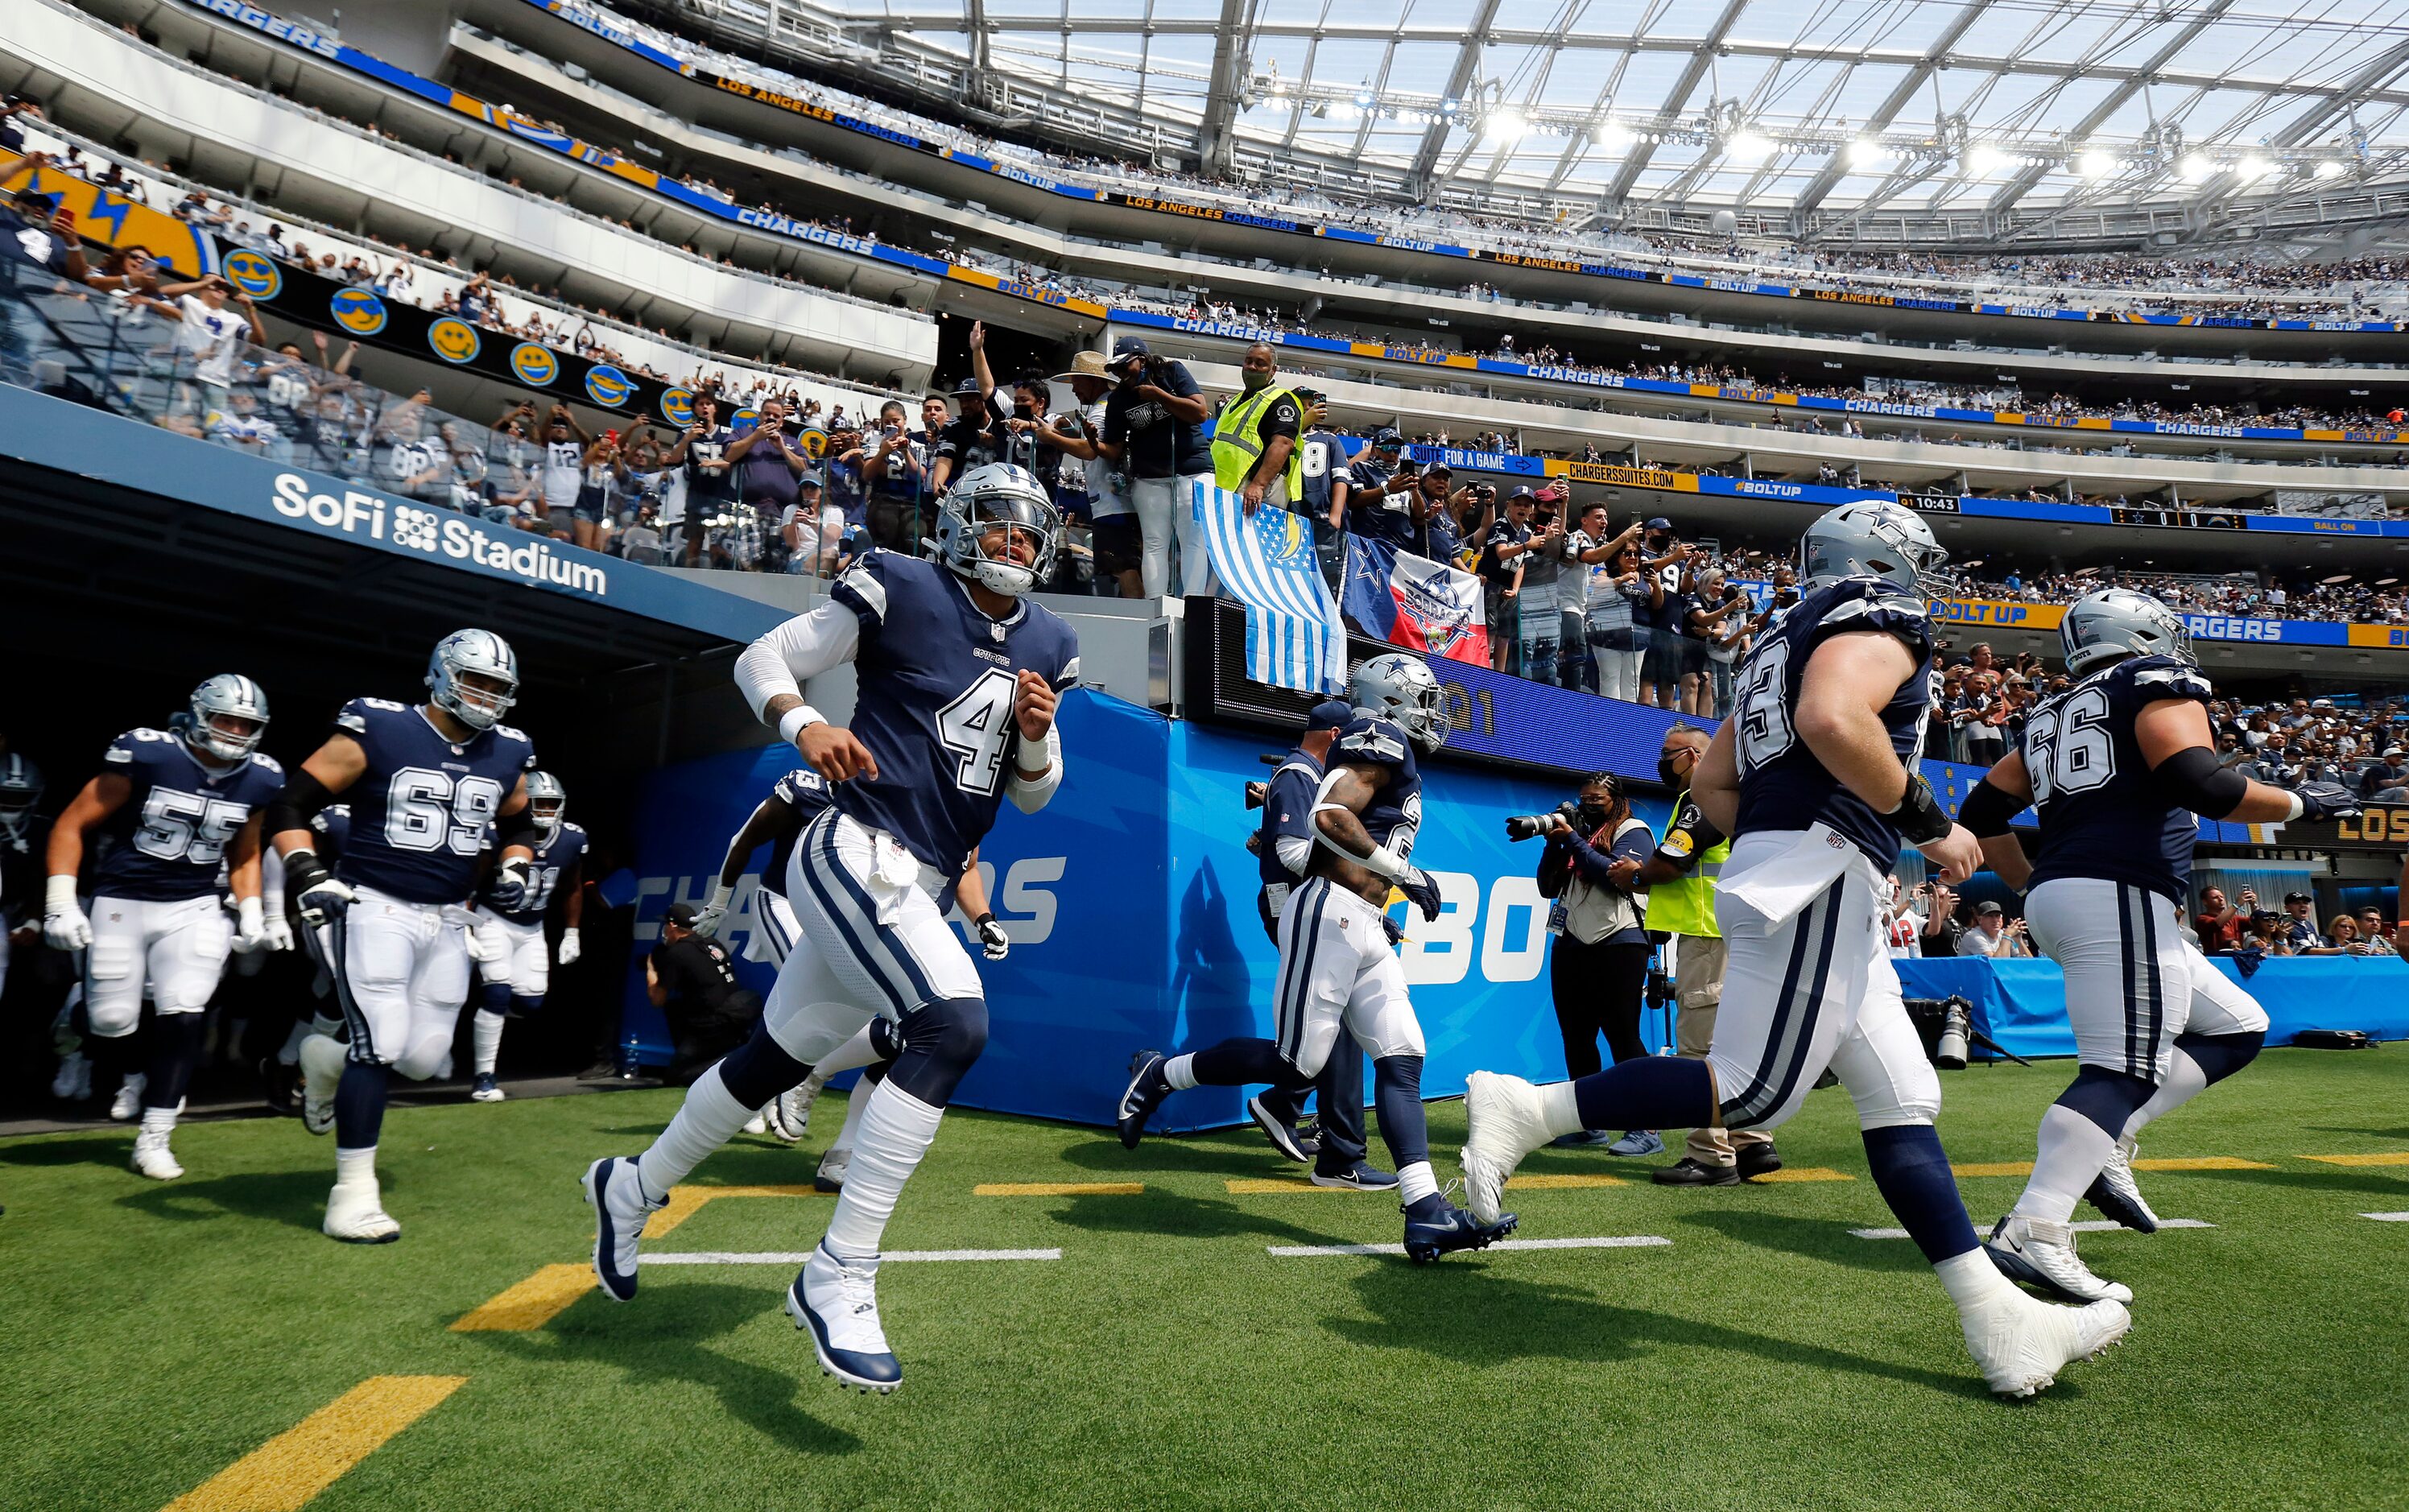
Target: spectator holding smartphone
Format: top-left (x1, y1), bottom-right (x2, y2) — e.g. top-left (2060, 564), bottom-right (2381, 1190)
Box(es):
top-left (1097, 337), bottom-right (1215, 597)
top-left (725, 397), bottom-right (810, 564)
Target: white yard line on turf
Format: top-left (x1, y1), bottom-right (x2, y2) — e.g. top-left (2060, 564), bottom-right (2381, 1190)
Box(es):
top-left (2359, 1212), bottom-right (2409, 1222)
top-left (1850, 1219), bottom-right (2214, 1239)
top-left (1266, 1236), bottom-right (1671, 1258)
top-left (641, 1249), bottom-right (1063, 1263)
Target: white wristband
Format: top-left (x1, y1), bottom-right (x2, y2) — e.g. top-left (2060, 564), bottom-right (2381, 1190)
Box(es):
top-left (2282, 791), bottom-right (2306, 821)
top-left (45, 874), bottom-right (80, 913)
top-left (776, 704), bottom-right (825, 747)
top-left (1358, 842), bottom-right (1411, 884)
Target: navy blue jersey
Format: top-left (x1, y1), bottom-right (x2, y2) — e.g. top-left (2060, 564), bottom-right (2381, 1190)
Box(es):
top-left (481, 820), bottom-right (588, 923)
top-left (2023, 655), bottom-right (2215, 902)
top-left (1295, 433), bottom-right (1344, 524)
top-left (311, 803), bottom-right (351, 861)
top-left (764, 766), bottom-right (834, 897)
top-left (1257, 747), bottom-right (1324, 892)
top-left (2, 814), bottom-right (51, 925)
top-left (828, 552), bottom-right (1080, 878)
top-left (88, 729), bottom-right (283, 903)
top-left (1328, 717), bottom-right (1423, 860)
top-left (1732, 576), bottom-right (1935, 865)
top-left (330, 698), bottom-right (538, 905)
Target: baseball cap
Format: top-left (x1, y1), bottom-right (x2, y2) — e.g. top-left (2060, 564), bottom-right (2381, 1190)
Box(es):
top-left (953, 376), bottom-right (981, 396)
top-left (1506, 486), bottom-right (1538, 502)
top-left (1371, 427), bottom-right (1403, 448)
top-left (1112, 336), bottom-right (1150, 358)
top-left (1421, 460), bottom-right (1452, 477)
top-left (798, 469), bottom-right (824, 488)
top-left (664, 902), bottom-right (700, 927)
top-left (10, 184), bottom-right (56, 213)
top-left (1645, 516), bottom-right (1673, 531)
top-left (2285, 890), bottom-right (2312, 904)
top-left (1975, 900), bottom-right (2004, 916)
top-left (1305, 698), bottom-right (1353, 732)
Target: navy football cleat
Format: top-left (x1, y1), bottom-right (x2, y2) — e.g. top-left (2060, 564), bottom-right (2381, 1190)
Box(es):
top-left (1117, 1050), bottom-right (1170, 1149)
top-left (1247, 1093), bottom-right (1312, 1163)
top-left (2084, 1138), bottom-right (2161, 1233)
top-left (1403, 1201), bottom-right (1518, 1264)
top-left (1310, 1162), bottom-right (1399, 1192)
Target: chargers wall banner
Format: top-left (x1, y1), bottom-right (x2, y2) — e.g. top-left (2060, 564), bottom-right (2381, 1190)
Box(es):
top-left (1340, 535), bottom-right (1489, 665)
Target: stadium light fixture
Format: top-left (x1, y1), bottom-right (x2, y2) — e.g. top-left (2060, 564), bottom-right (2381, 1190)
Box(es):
top-left (1967, 147), bottom-right (2007, 177)
top-left (1354, 90), bottom-right (1375, 109)
top-left (1485, 109), bottom-right (1527, 144)
top-left (2238, 155), bottom-right (2272, 181)
top-left (1727, 130), bottom-right (1771, 162)
top-left (2317, 159), bottom-right (2347, 179)
top-left (1847, 138), bottom-right (1883, 166)
top-left (2079, 151), bottom-right (2116, 180)
top-left (2180, 155), bottom-right (2212, 180)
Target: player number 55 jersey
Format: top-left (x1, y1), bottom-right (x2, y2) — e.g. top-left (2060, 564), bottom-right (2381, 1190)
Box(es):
top-left (90, 729), bottom-right (285, 903)
top-left (332, 698), bottom-right (538, 905)
top-left (2021, 654), bottom-right (2213, 903)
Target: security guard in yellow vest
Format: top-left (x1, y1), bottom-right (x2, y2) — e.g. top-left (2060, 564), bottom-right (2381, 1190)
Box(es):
top-left (1210, 342), bottom-right (1304, 513)
top-left (1625, 723), bottom-right (1781, 1184)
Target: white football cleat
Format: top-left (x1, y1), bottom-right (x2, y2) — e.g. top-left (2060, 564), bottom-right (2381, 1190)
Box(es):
top-left (1961, 1285), bottom-right (2130, 1398)
top-left (815, 1145), bottom-right (850, 1194)
top-left (1985, 1215), bottom-right (2134, 1304)
top-left (787, 1242), bottom-right (901, 1393)
top-left (1460, 1071), bottom-right (1552, 1226)
top-left (583, 1155), bottom-right (665, 1303)
top-left (2085, 1137), bottom-right (2161, 1234)
top-left (301, 1089), bottom-right (337, 1136)
top-left (742, 1109), bottom-right (770, 1135)
top-left (324, 1177), bottom-right (400, 1244)
top-left (51, 1051), bottom-right (90, 1101)
top-left (767, 1076), bottom-right (823, 1146)
top-left (110, 1073), bottom-right (147, 1122)
top-left (131, 1127), bottom-right (184, 1180)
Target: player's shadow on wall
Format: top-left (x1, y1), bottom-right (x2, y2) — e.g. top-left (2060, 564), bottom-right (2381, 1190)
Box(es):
top-left (1169, 859), bottom-right (1255, 1051)
top-left (472, 1284), bottom-right (863, 1455)
top-left (1327, 1266), bottom-right (1996, 1400)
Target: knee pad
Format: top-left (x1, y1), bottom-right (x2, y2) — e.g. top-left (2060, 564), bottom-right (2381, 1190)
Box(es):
top-left (479, 980), bottom-right (513, 1015)
top-left (885, 996), bottom-right (989, 1107)
top-left (1849, 1054), bottom-right (1941, 1131)
top-left (510, 994), bottom-right (544, 1019)
top-left (394, 1026), bottom-right (454, 1081)
top-left (2056, 1064), bottom-right (2158, 1138)
top-left (718, 1019), bottom-right (813, 1108)
top-left (2178, 1029), bottom-right (2264, 1086)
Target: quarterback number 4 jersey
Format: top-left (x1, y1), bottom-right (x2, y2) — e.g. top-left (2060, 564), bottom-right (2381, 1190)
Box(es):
top-left (827, 552), bottom-right (1079, 878)
top-left (1731, 576), bottom-right (1935, 864)
top-left (90, 729), bottom-right (285, 903)
top-left (333, 697), bottom-right (538, 905)
top-left (2022, 654), bottom-right (2214, 902)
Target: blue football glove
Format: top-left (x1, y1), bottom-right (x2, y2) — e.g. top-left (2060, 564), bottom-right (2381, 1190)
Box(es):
top-left (1381, 914), bottom-right (1406, 947)
top-left (1397, 865), bottom-right (1443, 923)
top-left (486, 857), bottom-right (532, 911)
top-left (2296, 782), bottom-right (2361, 823)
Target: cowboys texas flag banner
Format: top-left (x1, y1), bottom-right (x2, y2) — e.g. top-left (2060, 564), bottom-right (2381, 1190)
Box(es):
top-left (1191, 483), bottom-right (1348, 695)
top-left (1341, 535), bottom-right (1490, 666)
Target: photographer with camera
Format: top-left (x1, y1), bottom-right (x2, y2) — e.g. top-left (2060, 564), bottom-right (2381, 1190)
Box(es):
top-left (1523, 773), bottom-right (1658, 1154)
top-left (1096, 337), bottom-right (1215, 598)
top-left (1236, 700), bottom-right (1384, 1188)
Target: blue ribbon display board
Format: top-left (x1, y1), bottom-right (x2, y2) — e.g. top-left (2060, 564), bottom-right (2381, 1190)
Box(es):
top-left (1894, 956), bottom-right (2409, 1059)
top-left (617, 688), bottom-right (1667, 1128)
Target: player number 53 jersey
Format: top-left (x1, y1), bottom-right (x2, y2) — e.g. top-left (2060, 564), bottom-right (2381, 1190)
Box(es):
top-left (1730, 576), bottom-right (1935, 865)
top-left (90, 729), bottom-right (285, 903)
top-left (332, 698), bottom-right (537, 905)
top-left (827, 551), bottom-right (1079, 879)
top-left (1328, 717), bottom-right (1422, 858)
top-left (2021, 654), bottom-right (2213, 903)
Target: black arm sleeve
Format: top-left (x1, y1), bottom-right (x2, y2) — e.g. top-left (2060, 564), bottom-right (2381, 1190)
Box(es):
top-left (264, 769), bottom-right (337, 840)
top-left (2151, 745), bottom-right (2251, 819)
top-left (1956, 778), bottom-right (2025, 839)
top-left (493, 819), bottom-right (548, 858)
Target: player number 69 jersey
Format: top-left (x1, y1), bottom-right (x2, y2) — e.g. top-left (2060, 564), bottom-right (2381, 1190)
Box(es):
top-left (90, 729), bottom-right (285, 903)
top-left (1329, 717), bottom-right (1422, 858)
top-left (1729, 576), bottom-right (1935, 864)
top-left (332, 698), bottom-right (538, 905)
top-left (2021, 654), bottom-right (2214, 903)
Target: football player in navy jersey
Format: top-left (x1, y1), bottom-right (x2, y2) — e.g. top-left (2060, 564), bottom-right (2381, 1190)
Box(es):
top-left (465, 771), bottom-right (586, 1104)
top-left (1959, 590), bottom-right (2359, 1303)
top-left (43, 677), bottom-right (283, 1179)
top-left (265, 630), bottom-right (542, 1243)
top-left (1117, 655), bottom-right (1512, 1261)
top-left (1, 754), bottom-right (45, 1006)
top-left (587, 463), bottom-right (1076, 1392)
top-left (1462, 501), bottom-right (2130, 1398)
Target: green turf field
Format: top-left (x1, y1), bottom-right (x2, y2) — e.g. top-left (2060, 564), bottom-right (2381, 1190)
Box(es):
top-left (3, 1048), bottom-right (2404, 1511)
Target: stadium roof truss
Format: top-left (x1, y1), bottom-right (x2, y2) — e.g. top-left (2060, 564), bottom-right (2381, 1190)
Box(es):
top-left (670, 0), bottom-right (2409, 246)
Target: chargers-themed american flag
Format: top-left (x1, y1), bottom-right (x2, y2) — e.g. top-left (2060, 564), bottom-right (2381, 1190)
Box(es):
top-left (1192, 483), bottom-right (1348, 694)
top-left (1340, 535), bottom-right (1490, 666)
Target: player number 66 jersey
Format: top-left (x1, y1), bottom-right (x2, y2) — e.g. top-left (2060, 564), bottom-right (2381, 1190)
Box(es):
top-left (332, 698), bottom-right (538, 905)
top-left (2021, 654), bottom-right (2214, 903)
top-left (90, 729), bottom-right (285, 903)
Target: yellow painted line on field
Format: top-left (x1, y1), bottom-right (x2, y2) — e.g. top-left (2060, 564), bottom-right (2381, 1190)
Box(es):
top-left (1504, 1173), bottom-right (1628, 1190)
top-left (448, 1265), bottom-right (593, 1332)
top-left (1226, 1177), bottom-right (1352, 1194)
top-left (2300, 1152), bottom-right (2409, 1167)
top-left (1955, 1162), bottom-right (2035, 1178)
top-left (974, 1182), bottom-right (1145, 1196)
top-left (1748, 1167), bottom-right (1853, 1183)
top-left (163, 1374), bottom-right (465, 1512)
top-left (2134, 1156), bottom-right (2275, 1171)
top-left (646, 1183), bottom-right (824, 1237)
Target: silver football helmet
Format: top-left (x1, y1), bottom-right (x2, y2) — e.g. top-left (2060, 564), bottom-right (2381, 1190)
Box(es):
top-left (1800, 499), bottom-right (1949, 597)
top-left (1350, 652), bottom-right (1448, 754)
top-left (936, 463), bottom-right (1060, 597)
top-left (524, 770), bottom-right (567, 833)
top-left (2061, 588), bottom-right (2194, 676)
top-left (0, 753), bottom-right (40, 845)
top-left (187, 674), bottom-right (271, 762)
top-left (428, 628), bottom-right (519, 731)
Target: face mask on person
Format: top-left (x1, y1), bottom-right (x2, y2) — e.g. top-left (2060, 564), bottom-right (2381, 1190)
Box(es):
top-left (1659, 750), bottom-right (1692, 788)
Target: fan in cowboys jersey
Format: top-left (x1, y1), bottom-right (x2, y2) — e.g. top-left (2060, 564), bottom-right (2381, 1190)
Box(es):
top-left (1958, 589), bottom-right (2359, 1305)
top-left (586, 463), bottom-right (1075, 1394)
top-left (1117, 655), bottom-right (1514, 1262)
top-left (1461, 501), bottom-right (2129, 1398)
top-left (43, 678), bottom-right (283, 1180)
top-left (264, 630), bottom-right (541, 1243)
top-left (464, 771), bottom-right (586, 1104)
